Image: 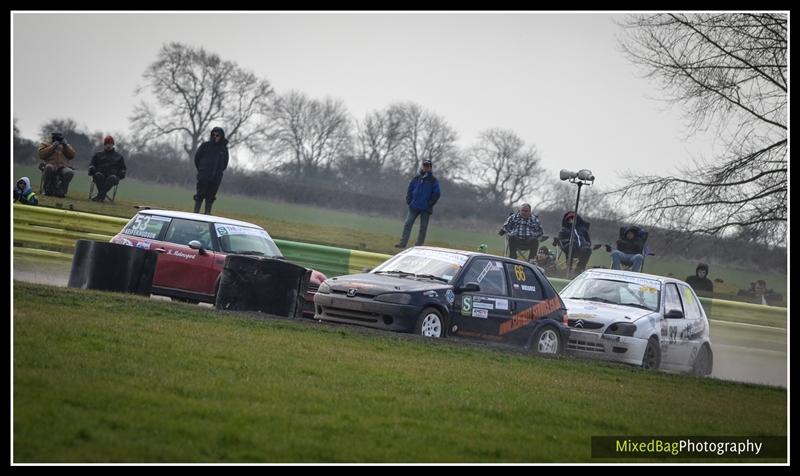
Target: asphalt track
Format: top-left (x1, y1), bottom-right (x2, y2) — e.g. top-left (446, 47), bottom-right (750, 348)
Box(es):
top-left (12, 258), bottom-right (787, 388)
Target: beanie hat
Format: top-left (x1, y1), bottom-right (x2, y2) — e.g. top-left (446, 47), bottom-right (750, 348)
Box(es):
top-left (103, 136), bottom-right (115, 145)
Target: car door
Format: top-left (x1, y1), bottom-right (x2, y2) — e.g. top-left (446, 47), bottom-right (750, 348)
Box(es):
top-left (677, 284), bottom-right (707, 371)
top-left (451, 258), bottom-right (512, 341)
top-left (660, 282), bottom-right (691, 368)
top-left (500, 262), bottom-right (551, 345)
top-left (154, 218), bottom-right (220, 296)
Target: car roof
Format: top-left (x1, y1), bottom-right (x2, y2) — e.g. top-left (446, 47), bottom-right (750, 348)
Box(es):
top-left (580, 268), bottom-right (690, 286)
top-left (135, 209), bottom-right (263, 229)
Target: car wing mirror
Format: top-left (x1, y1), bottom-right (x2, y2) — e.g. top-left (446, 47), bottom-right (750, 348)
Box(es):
top-left (665, 309), bottom-right (684, 319)
top-left (188, 240), bottom-right (207, 254)
top-left (455, 282), bottom-right (480, 293)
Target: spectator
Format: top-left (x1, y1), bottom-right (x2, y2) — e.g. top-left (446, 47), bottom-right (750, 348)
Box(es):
top-left (194, 127), bottom-right (229, 215)
top-left (554, 211), bottom-right (592, 273)
top-left (88, 136), bottom-right (127, 202)
top-left (611, 225), bottom-right (645, 272)
top-left (13, 177), bottom-right (38, 205)
top-left (535, 245), bottom-right (557, 274)
top-left (738, 280), bottom-right (783, 306)
top-left (38, 131), bottom-right (76, 197)
top-left (499, 203), bottom-right (544, 261)
top-left (685, 263), bottom-right (714, 293)
top-left (394, 159), bottom-right (441, 248)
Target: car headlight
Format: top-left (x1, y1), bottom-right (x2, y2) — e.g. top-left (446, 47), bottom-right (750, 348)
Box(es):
top-left (317, 281), bottom-right (331, 294)
top-left (605, 322), bottom-right (637, 337)
top-left (374, 293), bottom-right (412, 304)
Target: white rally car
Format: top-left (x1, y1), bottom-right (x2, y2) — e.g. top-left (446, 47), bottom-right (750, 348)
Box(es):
top-left (560, 269), bottom-right (713, 375)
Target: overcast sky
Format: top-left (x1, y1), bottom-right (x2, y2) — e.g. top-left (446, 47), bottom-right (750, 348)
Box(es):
top-left (12, 11), bottom-right (720, 189)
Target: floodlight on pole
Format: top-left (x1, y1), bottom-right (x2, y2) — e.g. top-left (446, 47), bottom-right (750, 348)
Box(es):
top-left (559, 168), bottom-right (595, 278)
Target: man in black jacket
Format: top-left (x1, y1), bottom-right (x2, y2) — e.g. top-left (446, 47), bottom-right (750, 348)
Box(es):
top-left (89, 136), bottom-right (127, 202)
top-left (194, 127), bottom-right (229, 215)
top-left (610, 225), bottom-right (645, 272)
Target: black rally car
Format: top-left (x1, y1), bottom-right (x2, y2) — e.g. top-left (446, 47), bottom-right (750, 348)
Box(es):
top-left (313, 246), bottom-right (570, 354)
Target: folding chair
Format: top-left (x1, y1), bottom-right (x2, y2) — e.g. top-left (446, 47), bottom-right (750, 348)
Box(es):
top-left (89, 179), bottom-right (119, 202)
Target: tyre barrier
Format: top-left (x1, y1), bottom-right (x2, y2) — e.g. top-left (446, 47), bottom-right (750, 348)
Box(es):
top-left (67, 239), bottom-right (159, 295)
top-left (215, 255), bottom-right (312, 318)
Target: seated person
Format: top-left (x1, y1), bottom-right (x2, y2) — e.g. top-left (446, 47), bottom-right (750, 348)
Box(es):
top-left (686, 263), bottom-right (714, 293)
top-left (611, 225), bottom-right (645, 272)
top-left (13, 177), bottom-right (38, 205)
top-left (89, 136), bottom-right (127, 202)
top-left (554, 211), bottom-right (592, 273)
top-left (535, 246), bottom-right (557, 273)
top-left (499, 203), bottom-right (544, 261)
top-left (738, 280), bottom-right (782, 306)
top-left (38, 131), bottom-right (76, 197)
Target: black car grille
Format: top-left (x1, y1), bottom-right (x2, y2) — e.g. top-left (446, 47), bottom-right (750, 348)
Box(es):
top-left (567, 319), bottom-right (605, 330)
top-left (323, 307), bottom-right (383, 323)
top-left (567, 339), bottom-right (606, 353)
top-left (330, 289), bottom-right (378, 299)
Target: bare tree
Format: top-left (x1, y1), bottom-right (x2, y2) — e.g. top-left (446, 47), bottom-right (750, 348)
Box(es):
top-left (467, 129), bottom-right (544, 208)
top-left (355, 104), bottom-right (408, 169)
top-left (261, 91), bottom-right (353, 177)
top-left (130, 42), bottom-right (273, 163)
top-left (395, 102), bottom-right (459, 177)
top-left (614, 13), bottom-right (787, 245)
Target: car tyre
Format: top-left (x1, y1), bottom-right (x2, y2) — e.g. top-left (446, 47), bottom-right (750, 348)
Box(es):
top-left (692, 344), bottom-right (713, 376)
top-left (642, 337), bottom-right (661, 370)
top-left (531, 325), bottom-right (562, 355)
top-left (415, 307), bottom-right (445, 338)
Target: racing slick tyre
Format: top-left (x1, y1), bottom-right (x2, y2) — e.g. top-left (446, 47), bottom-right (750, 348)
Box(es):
top-left (530, 325), bottom-right (563, 355)
top-left (692, 344), bottom-right (713, 376)
top-left (414, 307), bottom-right (446, 338)
top-left (641, 337), bottom-right (661, 371)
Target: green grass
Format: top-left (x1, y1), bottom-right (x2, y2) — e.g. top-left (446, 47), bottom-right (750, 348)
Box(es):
top-left (14, 163), bottom-right (787, 301)
top-left (13, 282), bottom-right (786, 463)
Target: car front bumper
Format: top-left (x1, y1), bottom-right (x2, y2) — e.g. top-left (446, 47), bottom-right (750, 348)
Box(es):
top-left (566, 329), bottom-right (648, 366)
top-left (313, 293), bottom-right (420, 332)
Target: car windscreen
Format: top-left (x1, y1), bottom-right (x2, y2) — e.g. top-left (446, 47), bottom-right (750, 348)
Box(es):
top-left (372, 248), bottom-right (468, 283)
top-left (214, 223), bottom-right (283, 258)
top-left (560, 272), bottom-right (661, 312)
top-left (121, 213), bottom-right (171, 239)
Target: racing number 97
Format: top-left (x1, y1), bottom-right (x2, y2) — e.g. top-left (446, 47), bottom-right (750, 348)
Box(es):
top-left (514, 265), bottom-right (526, 281)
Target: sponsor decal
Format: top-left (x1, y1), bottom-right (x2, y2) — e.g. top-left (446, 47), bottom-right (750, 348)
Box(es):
top-left (512, 283), bottom-right (521, 289)
top-left (473, 302), bottom-right (494, 310)
top-left (461, 295), bottom-right (473, 316)
top-left (119, 237), bottom-right (133, 246)
top-left (472, 308), bottom-right (488, 319)
top-left (167, 249), bottom-right (196, 260)
top-left (135, 241), bottom-right (151, 250)
top-left (445, 289), bottom-right (455, 305)
top-left (215, 224), bottom-right (270, 239)
top-left (498, 297), bottom-right (562, 335)
top-left (493, 299), bottom-right (509, 310)
top-left (124, 229), bottom-right (158, 239)
top-left (521, 284), bottom-right (536, 292)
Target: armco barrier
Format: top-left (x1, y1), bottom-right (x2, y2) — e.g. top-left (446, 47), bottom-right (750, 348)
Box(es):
top-left (13, 205), bottom-right (786, 324)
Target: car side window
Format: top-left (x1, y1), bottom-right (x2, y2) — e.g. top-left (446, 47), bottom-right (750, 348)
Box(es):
top-left (679, 285), bottom-right (703, 320)
top-left (461, 259), bottom-right (508, 296)
top-left (164, 219), bottom-right (214, 249)
top-left (504, 263), bottom-right (544, 300)
top-left (663, 283), bottom-right (684, 317)
top-left (121, 213), bottom-right (171, 240)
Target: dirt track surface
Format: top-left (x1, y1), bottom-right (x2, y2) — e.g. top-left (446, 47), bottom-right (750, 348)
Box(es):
top-left (13, 258), bottom-right (786, 388)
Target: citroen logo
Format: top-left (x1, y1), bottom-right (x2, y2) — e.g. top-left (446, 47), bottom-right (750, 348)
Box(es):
top-left (346, 288), bottom-right (357, 297)
top-left (574, 319), bottom-right (584, 328)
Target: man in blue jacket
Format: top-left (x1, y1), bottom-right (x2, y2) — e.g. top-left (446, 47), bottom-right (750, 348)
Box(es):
top-left (394, 159), bottom-right (441, 248)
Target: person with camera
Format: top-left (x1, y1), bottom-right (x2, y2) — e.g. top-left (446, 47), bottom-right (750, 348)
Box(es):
top-left (554, 211), bottom-right (593, 274)
top-left (88, 136), bottom-right (127, 202)
top-left (499, 203), bottom-right (544, 261)
top-left (193, 127), bottom-right (229, 215)
top-left (38, 131), bottom-right (76, 197)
